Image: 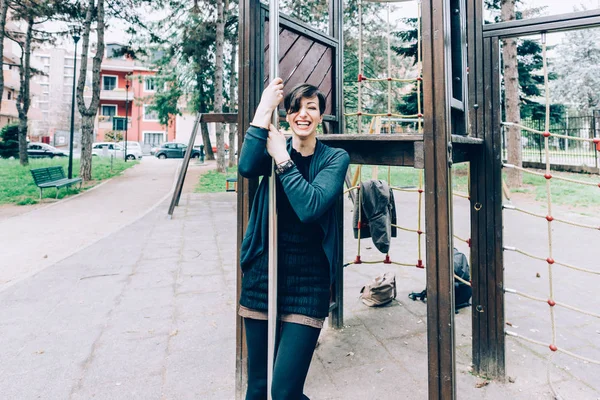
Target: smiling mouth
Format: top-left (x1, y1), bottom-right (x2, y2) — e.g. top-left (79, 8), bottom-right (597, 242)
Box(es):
top-left (296, 121), bottom-right (311, 127)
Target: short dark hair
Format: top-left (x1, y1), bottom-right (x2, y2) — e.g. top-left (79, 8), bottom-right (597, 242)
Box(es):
top-left (284, 84), bottom-right (326, 115)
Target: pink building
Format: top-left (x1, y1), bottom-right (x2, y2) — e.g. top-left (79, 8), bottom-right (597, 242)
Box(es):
top-left (96, 49), bottom-right (176, 153)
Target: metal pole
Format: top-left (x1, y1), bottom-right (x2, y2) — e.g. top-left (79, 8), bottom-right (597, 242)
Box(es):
top-left (68, 34), bottom-right (80, 179)
top-left (267, 0), bottom-right (279, 397)
top-left (125, 79), bottom-right (129, 161)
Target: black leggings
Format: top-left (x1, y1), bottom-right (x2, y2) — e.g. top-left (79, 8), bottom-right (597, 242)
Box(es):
top-left (244, 318), bottom-right (321, 400)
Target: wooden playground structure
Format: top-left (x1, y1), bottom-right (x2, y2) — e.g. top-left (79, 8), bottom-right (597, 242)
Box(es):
top-left (161, 1), bottom-right (600, 398)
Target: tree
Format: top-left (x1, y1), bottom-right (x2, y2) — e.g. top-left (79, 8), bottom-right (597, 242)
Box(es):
top-left (76, 0), bottom-right (105, 181)
top-left (0, 0), bottom-right (9, 114)
top-left (214, 0), bottom-right (226, 172)
top-left (8, 0), bottom-right (58, 166)
top-left (0, 122), bottom-right (18, 158)
top-left (551, 28), bottom-right (600, 114)
top-left (393, 17), bottom-right (421, 120)
top-left (226, 3), bottom-right (237, 167)
top-left (500, 0), bottom-right (522, 186)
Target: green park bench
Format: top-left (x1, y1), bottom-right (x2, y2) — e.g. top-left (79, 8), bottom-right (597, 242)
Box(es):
top-left (30, 166), bottom-right (82, 199)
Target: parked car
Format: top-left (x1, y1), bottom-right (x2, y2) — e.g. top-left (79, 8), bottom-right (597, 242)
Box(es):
top-left (91, 142), bottom-right (142, 160)
top-left (118, 141), bottom-right (143, 156)
top-left (154, 142), bottom-right (200, 159)
top-left (27, 143), bottom-right (67, 158)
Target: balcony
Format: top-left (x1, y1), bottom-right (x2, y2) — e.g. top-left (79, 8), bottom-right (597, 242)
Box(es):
top-left (97, 115), bottom-right (132, 130)
top-left (100, 88), bottom-right (134, 101)
top-left (0, 100), bottom-right (18, 117)
top-left (3, 69), bottom-right (20, 91)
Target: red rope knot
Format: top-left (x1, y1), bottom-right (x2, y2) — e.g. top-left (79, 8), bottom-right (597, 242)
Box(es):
top-left (387, 77), bottom-right (392, 81)
top-left (354, 255), bottom-right (362, 264)
top-left (467, 238), bottom-right (472, 247)
top-left (386, 113), bottom-right (392, 117)
top-left (543, 132), bottom-right (551, 138)
top-left (546, 215), bottom-right (554, 222)
top-left (547, 299), bottom-right (556, 307)
top-left (356, 112), bottom-right (363, 116)
top-left (418, 189), bottom-right (424, 194)
top-left (417, 77), bottom-right (423, 82)
top-left (358, 74), bottom-right (364, 82)
top-left (544, 173), bottom-right (552, 180)
top-left (546, 257), bottom-right (555, 265)
top-left (357, 221), bottom-right (362, 229)
top-left (417, 230), bottom-right (423, 236)
top-left (383, 255), bottom-right (392, 264)
top-left (549, 344), bottom-right (558, 352)
top-left (416, 259), bottom-right (424, 269)
top-left (417, 113), bottom-right (424, 118)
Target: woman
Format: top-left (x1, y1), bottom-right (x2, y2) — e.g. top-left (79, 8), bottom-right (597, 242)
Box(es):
top-left (238, 77), bottom-right (350, 400)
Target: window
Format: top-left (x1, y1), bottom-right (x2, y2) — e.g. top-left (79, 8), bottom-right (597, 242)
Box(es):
top-left (143, 105), bottom-right (159, 121)
top-left (7, 91), bottom-right (11, 100)
top-left (144, 132), bottom-right (164, 146)
top-left (39, 102), bottom-right (49, 110)
top-left (113, 117), bottom-right (127, 131)
top-left (103, 75), bottom-right (117, 91)
top-left (43, 65), bottom-right (50, 74)
top-left (144, 77), bottom-right (156, 92)
top-left (101, 105), bottom-right (117, 117)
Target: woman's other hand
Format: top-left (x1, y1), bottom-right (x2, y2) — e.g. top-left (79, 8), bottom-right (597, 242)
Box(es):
top-left (266, 124), bottom-right (290, 165)
top-left (251, 78), bottom-right (284, 129)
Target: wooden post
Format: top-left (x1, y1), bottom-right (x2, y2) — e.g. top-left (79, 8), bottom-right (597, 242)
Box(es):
top-left (236, 0), bottom-right (262, 397)
top-left (469, 36), bottom-right (506, 379)
top-left (421, 0), bottom-right (456, 398)
top-left (328, 0), bottom-right (345, 329)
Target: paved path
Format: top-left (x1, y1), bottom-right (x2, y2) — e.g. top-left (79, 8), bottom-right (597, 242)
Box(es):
top-left (0, 160), bottom-right (598, 399)
top-left (0, 158), bottom-right (202, 289)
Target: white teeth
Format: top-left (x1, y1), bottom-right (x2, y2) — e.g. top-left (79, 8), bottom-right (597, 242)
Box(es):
top-left (297, 122), bottom-right (310, 126)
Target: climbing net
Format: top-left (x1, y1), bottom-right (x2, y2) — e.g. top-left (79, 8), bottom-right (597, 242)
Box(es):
top-left (345, 0), bottom-right (424, 134)
top-left (501, 33), bottom-right (600, 398)
top-left (344, 164), bottom-right (473, 288)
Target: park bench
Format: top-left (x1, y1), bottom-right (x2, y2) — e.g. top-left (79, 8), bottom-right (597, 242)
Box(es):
top-left (30, 166), bottom-right (82, 199)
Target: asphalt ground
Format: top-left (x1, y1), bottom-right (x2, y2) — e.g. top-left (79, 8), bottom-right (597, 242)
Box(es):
top-left (0, 158), bottom-right (598, 400)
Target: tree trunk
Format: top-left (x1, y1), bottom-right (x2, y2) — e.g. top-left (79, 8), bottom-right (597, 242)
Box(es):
top-left (80, 115), bottom-right (95, 179)
top-left (201, 121), bottom-right (213, 160)
top-left (502, 0), bottom-right (522, 187)
top-left (77, 0), bottom-right (105, 181)
top-left (0, 0), bottom-right (9, 113)
top-left (16, 14), bottom-right (33, 166)
top-left (228, 24), bottom-right (237, 167)
top-left (214, 0), bottom-right (226, 172)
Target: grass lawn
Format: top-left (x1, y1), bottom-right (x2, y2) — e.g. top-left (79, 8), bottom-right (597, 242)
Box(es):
top-left (0, 157), bottom-right (137, 205)
top-left (195, 166), bottom-right (238, 193)
top-left (195, 162), bottom-right (599, 210)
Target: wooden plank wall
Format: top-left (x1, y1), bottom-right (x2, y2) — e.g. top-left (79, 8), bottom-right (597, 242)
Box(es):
top-left (263, 16), bottom-right (337, 118)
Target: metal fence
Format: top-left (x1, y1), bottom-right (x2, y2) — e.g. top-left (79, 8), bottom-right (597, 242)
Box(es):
top-left (502, 111), bottom-right (600, 169)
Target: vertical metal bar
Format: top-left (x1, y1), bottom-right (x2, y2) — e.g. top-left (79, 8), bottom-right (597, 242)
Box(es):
top-left (267, 0), bottom-right (279, 397)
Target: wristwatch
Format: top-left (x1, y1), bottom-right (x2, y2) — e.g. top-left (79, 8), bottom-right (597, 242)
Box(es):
top-left (275, 159), bottom-right (295, 175)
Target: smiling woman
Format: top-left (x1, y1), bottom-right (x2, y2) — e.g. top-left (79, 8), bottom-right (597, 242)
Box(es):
top-left (237, 78), bottom-right (349, 399)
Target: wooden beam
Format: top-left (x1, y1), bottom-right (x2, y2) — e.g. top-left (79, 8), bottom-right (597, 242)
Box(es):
top-left (422, 0), bottom-right (456, 397)
top-left (483, 9), bottom-right (600, 38)
top-left (236, 0), bottom-right (261, 397)
top-left (200, 113), bottom-right (238, 123)
top-left (470, 36), bottom-right (506, 379)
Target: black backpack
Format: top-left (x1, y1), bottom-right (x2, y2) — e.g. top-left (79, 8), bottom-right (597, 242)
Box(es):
top-left (408, 248), bottom-right (472, 313)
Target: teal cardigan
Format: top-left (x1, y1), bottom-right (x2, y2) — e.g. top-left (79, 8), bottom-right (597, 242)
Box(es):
top-left (238, 126), bottom-right (350, 285)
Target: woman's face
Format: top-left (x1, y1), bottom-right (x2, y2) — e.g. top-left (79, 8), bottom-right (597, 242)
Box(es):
top-left (286, 96), bottom-right (323, 138)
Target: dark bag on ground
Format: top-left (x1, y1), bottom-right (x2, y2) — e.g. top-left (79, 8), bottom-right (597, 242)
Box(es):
top-left (408, 248), bottom-right (472, 313)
